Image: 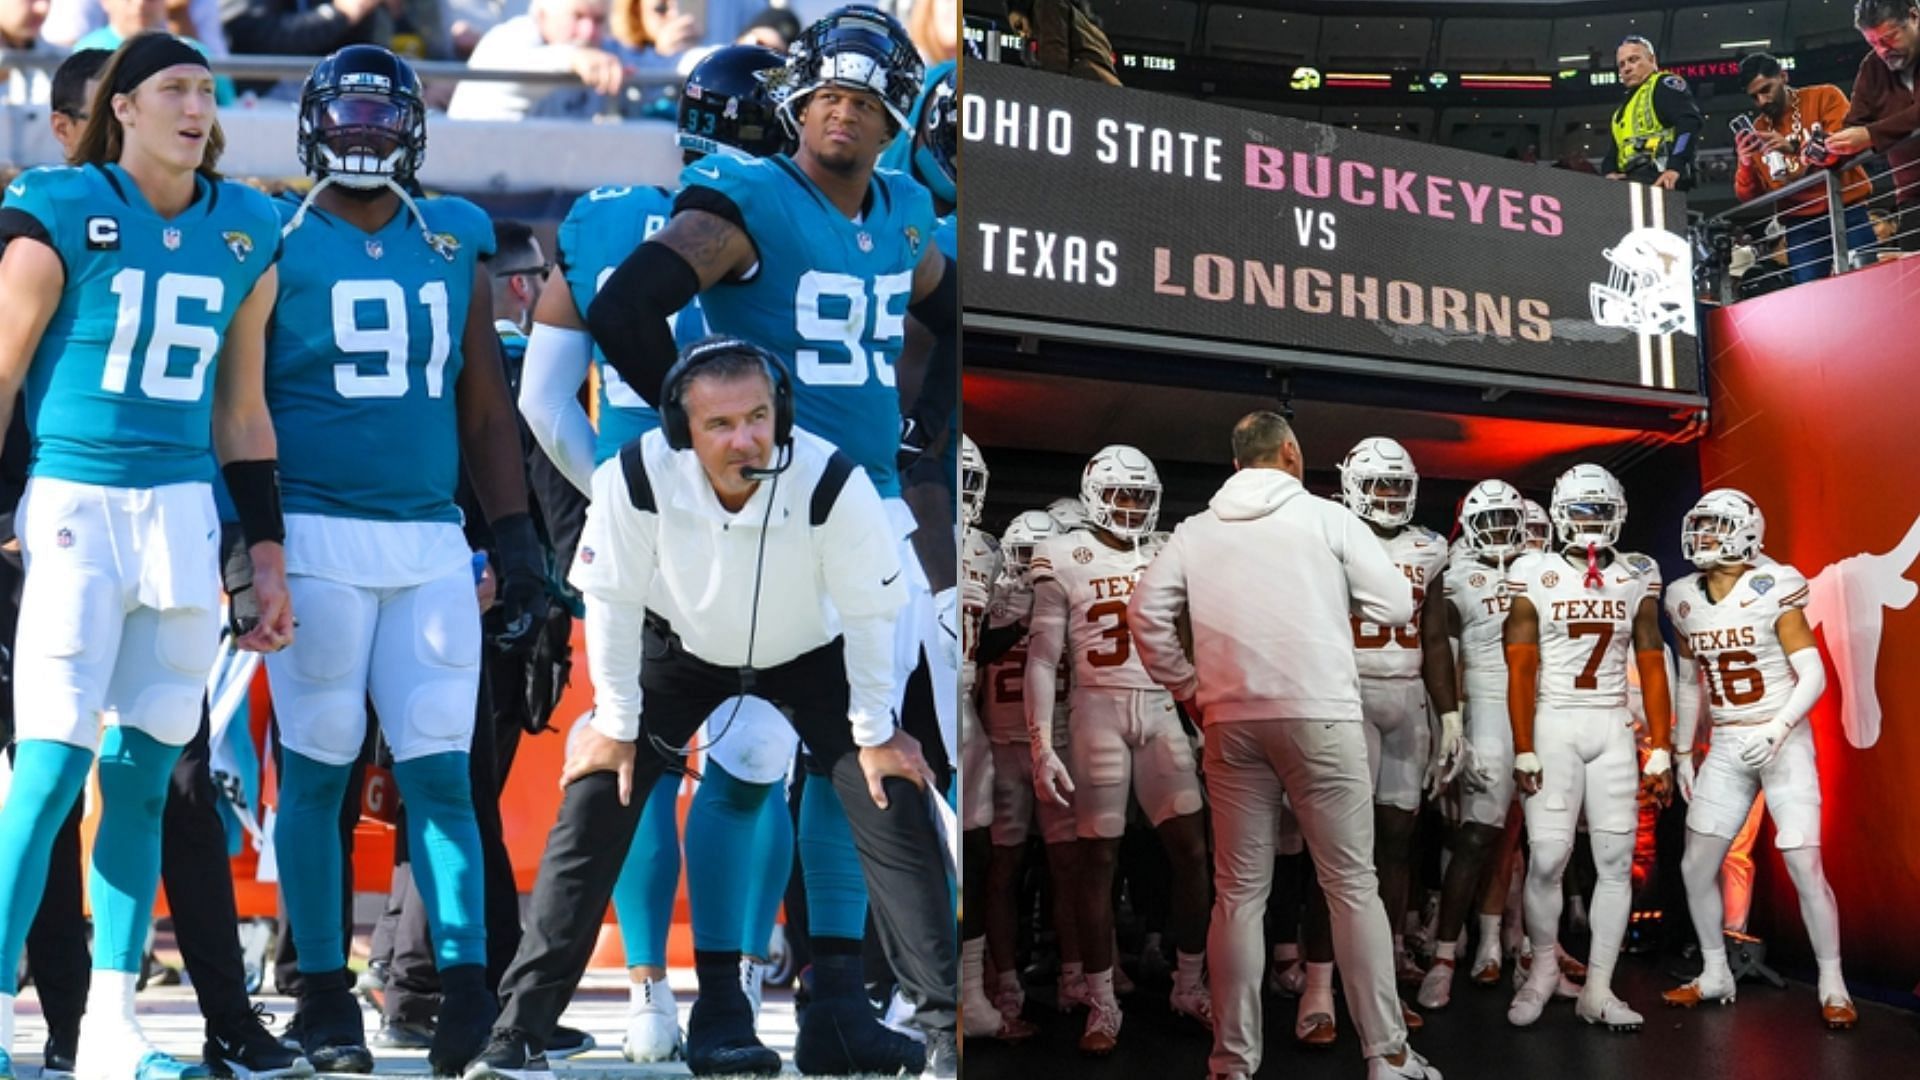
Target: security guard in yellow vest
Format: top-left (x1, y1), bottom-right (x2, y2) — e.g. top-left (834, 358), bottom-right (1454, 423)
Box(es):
top-left (1610, 36), bottom-right (1704, 190)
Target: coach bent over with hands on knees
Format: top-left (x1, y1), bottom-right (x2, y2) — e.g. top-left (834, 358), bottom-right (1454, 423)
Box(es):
top-left (1126, 411), bottom-right (1441, 1080)
top-left (464, 337), bottom-right (955, 1079)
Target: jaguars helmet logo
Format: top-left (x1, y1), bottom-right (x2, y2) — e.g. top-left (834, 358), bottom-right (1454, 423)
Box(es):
top-left (427, 232), bottom-right (462, 261)
top-left (222, 231), bottom-right (253, 263)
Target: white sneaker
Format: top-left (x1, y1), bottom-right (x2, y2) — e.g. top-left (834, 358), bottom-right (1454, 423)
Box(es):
top-left (1267, 959), bottom-right (1307, 997)
top-left (1169, 979), bottom-right (1214, 1031)
top-left (1416, 960), bottom-right (1454, 1010)
top-left (1368, 1047), bottom-right (1443, 1080)
top-left (1575, 990), bottom-right (1644, 1032)
top-left (740, 956), bottom-right (767, 1022)
top-left (623, 978), bottom-right (684, 1063)
top-left (1507, 973), bottom-right (1557, 1028)
top-left (72, 1017), bottom-right (182, 1080)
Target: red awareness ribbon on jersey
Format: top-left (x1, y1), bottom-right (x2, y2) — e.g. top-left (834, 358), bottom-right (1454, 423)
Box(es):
top-left (1584, 542), bottom-right (1605, 590)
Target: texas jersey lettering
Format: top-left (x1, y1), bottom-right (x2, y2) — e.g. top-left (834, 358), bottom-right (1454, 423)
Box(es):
top-left (1508, 550), bottom-right (1662, 709)
top-left (1028, 531), bottom-right (1165, 690)
top-left (1666, 558), bottom-right (1811, 726)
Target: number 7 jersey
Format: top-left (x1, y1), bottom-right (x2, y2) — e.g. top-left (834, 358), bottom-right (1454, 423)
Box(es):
top-left (677, 154), bottom-right (936, 498)
top-left (1029, 530), bottom-right (1166, 690)
top-left (2, 164), bottom-right (280, 486)
top-left (1507, 549), bottom-right (1662, 709)
top-left (1665, 558), bottom-right (1811, 725)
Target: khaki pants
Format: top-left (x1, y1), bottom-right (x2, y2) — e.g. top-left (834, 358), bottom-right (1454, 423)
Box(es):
top-left (1204, 719), bottom-right (1407, 1076)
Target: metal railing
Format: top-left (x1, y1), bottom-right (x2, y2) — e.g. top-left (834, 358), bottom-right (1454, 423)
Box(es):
top-left (0, 47), bottom-right (685, 90)
top-left (1696, 128), bottom-right (1920, 304)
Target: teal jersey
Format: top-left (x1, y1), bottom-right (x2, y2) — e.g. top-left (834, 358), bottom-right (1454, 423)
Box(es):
top-left (2, 164), bottom-right (279, 487)
top-left (679, 154), bottom-right (935, 497)
top-left (556, 184), bottom-right (708, 464)
top-left (878, 59), bottom-right (956, 178)
top-left (267, 194), bottom-right (494, 523)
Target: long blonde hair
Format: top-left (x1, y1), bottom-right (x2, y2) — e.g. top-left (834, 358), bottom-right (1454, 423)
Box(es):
top-left (69, 35), bottom-right (225, 179)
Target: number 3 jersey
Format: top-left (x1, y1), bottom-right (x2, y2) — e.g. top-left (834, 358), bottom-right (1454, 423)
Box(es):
top-left (1507, 549), bottom-right (1662, 710)
top-left (1028, 530), bottom-right (1166, 691)
top-left (1354, 526), bottom-right (1449, 681)
top-left (0, 163), bottom-right (280, 486)
top-left (267, 194), bottom-right (495, 524)
top-left (1665, 558), bottom-right (1811, 726)
top-left (676, 154), bottom-right (936, 498)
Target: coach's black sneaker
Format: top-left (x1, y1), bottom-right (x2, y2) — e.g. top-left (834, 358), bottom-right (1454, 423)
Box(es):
top-left (459, 1030), bottom-right (552, 1080)
top-left (429, 965), bottom-right (498, 1077)
top-left (687, 952), bottom-right (781, 1077)
top-left (795, 954), bottom-right (927, 1076)
top-left (42, 1032), bottom-right (77, 1080)
top-left (205, 1004), bottom-right (316, 1078)
top-left (543, 1025), bottom-right (595, 1060)
top-left (295, 967), bottom-right (374, 1073)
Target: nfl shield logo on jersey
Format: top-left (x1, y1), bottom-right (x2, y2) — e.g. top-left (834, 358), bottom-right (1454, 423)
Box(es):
top-left (580, 547), bottom-right (595, 565)
top-left (162, 227), bottom-right (182, 251)
top-left (856, 231), bottom-right (874, 253)
top-left (366, 239), bottom-right (384, 260)
top-left (55, 528), bottom-right (73, 549)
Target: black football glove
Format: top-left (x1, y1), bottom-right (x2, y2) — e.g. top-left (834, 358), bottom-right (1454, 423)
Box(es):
top-left (489, 512), bottom-right (550, 658)
top-left (220, 523), bottom-right (259, 638)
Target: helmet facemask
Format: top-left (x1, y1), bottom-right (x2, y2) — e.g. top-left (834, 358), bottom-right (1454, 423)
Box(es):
top-left (1465, 506), bottom-right (1526, 561)
top-left (1345, 474), bottom-right (1417, 529)
top-left (1089, 484), bottom-right (1161, 540)
top-left (302, 91), bottom-right (423, 192)
top-left (1681, 508), bottom-right (1761, 569)
top-left (1554, 498), bottom-right (1625, 550)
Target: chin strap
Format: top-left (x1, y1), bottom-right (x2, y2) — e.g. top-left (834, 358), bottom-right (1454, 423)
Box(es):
top-left (281, 172), bottom-right (435, 247)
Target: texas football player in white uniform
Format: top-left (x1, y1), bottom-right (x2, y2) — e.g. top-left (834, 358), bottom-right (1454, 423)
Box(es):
top-left (1026, 446), bottom-right (1210, 1053)
top-left (1659, 490), bottom-right (1854, 1028)
top-left (1337, 438), bottom-right (1463, 989)
top-left (979, 509), bottom-right (1089, 1023)
top-left (1504, 464), bottom-right (1673, 1032)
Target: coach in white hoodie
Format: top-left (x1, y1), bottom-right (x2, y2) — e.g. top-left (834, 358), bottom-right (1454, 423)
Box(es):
top-left (1128, 412), bottom-right (1439, 1080)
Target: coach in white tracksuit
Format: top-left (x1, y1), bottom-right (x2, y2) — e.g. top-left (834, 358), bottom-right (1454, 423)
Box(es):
top-left (1128, 412), bottom-right (1441, 1080)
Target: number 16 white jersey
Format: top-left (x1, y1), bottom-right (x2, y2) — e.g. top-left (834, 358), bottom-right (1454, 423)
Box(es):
top-left (1665, 558), bottom-right (1811, 727)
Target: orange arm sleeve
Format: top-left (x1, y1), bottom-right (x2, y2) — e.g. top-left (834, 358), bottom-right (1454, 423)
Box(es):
top-left (1636, 647), bottom-right (1673, 752)
top-left (1505, 643), bottom-right (1540, 755)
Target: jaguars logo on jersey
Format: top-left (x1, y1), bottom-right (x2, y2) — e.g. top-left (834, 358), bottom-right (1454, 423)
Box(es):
top-left (223, 230), bottom-right (254, 262)
top-left (427, 231), bottom-right (461, 261)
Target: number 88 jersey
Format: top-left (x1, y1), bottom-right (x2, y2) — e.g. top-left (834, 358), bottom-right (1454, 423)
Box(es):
top-left (1665, 559), bottom-right (1810, 726)
top-left (1029, 530), bottom-right (1165, 690)
top-left (1354, 526), bottom-right (1449, 679)
top-left (677, 153), bottom-right (936, 499)
top-left (2, 164), bottom-right (281, 487)
top-left (1507, 549), bottom-right (1662, 710)
top-left (267, 193), bottom-right (494, 524)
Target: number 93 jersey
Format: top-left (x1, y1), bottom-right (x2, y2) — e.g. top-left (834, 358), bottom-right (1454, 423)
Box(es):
top-left (677, 154), bottom-right (936, 499)
top-left (556, 184), bottom-right (710, 463)
top-left (267, 194), bottom-right (494, 523)
top-left (1029, 530), bottom-right (1166, 690)
top-left (1665, 558), bottom-right (1811, 726)
top-left (1, 164), bottom-right (279, 486)
top-left (1508, 549), bottom-right (1662, 710)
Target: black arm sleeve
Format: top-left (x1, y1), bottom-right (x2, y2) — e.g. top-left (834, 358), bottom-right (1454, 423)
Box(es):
top-left (1655, 78), bottom-right (1705, 171)
top-left (902, 255), bottom-right (958, 448)
top-left (585, 240), bottom-right (702, 407)
top-left (977, 619), bottom-right (1024, 667)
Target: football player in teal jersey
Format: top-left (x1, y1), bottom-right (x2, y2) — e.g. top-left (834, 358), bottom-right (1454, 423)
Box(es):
top-left (583, 6), bottom-right (958, 1075)
top-left (0, 33), bottom-right (293, 1080)
top-left (516, 43), bottom-right (803, 1066)
top-left (263, 45), bottom-right (545, 1076)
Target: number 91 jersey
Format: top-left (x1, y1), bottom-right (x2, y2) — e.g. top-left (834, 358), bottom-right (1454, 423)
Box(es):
top-left (2, 164), bottom-right (280, 487)
top-left (267, 194), bottom-right (495, 524)
top-left (1507, 549), bottom-right (1662, 710)
top-left (677, 154), bottom-right (936, 499)
top-left (1665, 558), bottom-right (1810, 726)
top-left (1029, 530), bottom-right (1165, 690)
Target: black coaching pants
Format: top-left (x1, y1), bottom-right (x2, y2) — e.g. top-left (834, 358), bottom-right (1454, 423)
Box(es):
top-left (492, 619), bottom-right (957, 1047)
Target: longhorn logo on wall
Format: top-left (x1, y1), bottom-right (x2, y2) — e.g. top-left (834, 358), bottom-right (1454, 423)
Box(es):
top-left (1805, 513), bottom-right (1920, 749)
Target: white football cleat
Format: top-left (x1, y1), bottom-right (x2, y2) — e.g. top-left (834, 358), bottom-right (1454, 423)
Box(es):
top-left (739, 956), bottom-right (767, 1022)
top-left (1169, 980), bottom-right (1214, 1031)
top-left (1575, 990), bottom-right (1644, 1032)
top-left (1507, 973), bottom-right (1557, 1028)
top-left (1416, 960), bottom-right (1454, 1010)
top-left (623, 978), bottom-right (683, 1063)
top-left (1368, 1047), bottom-right (1443, 1080)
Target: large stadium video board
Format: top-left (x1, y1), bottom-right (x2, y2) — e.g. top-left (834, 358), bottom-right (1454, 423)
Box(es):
top-left (963, 63), bottom-right (1702, 400)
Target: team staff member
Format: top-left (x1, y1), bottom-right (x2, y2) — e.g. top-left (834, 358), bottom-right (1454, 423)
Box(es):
top-left (467, 339), bottom-right (955, 1078)
top-left (1610, 35), bottom-right (1704, 190)
top-left (1127, 412), bottom-right (1440, 1080)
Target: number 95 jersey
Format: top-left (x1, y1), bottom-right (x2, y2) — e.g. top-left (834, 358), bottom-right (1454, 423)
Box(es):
top-left (267, 195), bottom-right (495, 523)
top-left (2, 164), bottom-right (280, 486)
top-left (677, 154), bottom-right (936, 499)
top-left (1029, 531), bottom-right (1165, 690)
top-left (1665, 559), bottom-right (1811, 725)
top-left (1507, 550), bottom-right (1662, 710)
